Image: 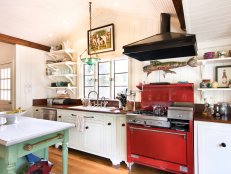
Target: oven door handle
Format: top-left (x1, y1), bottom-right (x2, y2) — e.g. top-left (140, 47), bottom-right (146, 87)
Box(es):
top-left (130, 127), bottom-right (186, 139)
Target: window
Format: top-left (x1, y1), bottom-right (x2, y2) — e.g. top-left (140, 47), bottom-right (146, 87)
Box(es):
top-left (83, 65), bottom-right (95, 98)
top-left (83, 58), bottom-right (128, 99)
top-left (114, 59), bottom-right (128, 99)
top-left (98, 61), bottom-right (111, 98)
top-left (0, 67), bottom-right (11, 101)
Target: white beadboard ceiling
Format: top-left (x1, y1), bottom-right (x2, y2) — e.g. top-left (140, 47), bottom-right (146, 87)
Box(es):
top-left (0, 0), bottom-right (176, 46)
top-left (2, 0), bottom-right (230, 49)
top-left (185, 0), bottom-right (231, 48)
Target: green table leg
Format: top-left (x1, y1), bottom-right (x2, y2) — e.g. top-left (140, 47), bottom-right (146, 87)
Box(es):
top-left (6, 162), bottom-right (16, 174)
top-left (4, 145), bottom-right (17, 174)
top-left (62, 130), bottom-right (69, 174)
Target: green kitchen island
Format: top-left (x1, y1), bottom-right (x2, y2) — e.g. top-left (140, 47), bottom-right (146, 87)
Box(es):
top-left (0, 116), bottom-right (74, 174)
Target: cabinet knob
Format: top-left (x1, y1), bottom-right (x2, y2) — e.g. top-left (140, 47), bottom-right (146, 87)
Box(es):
top-left (35, 109), bottom-right (39, 111)
top-left (220, 143), bottom-right (226, 147)
top-left (122, 123), bottom-right (125, 127)
top-left (58, 116), bottom-right (62, 118)
top-left (108, 122), bottom-right (111, 126)
top-left (85, 126), bottom-right (89, 129)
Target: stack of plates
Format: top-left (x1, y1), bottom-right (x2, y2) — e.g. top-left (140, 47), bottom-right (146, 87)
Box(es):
top-left (203, 52), bottom-right (216, 59)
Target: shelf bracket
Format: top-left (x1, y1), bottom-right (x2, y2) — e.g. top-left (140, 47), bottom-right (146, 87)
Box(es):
top-left (64, 50), bottom-right (73, 61)
top-left (65, 62), bottom-right (74, 73)
top-left (65, 75), bottom-right (74, 85)
top-left (47, 64), bottom-right (57, 71)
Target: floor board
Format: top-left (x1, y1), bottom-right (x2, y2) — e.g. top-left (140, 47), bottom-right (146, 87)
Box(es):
top-left (49, 147), bottom-right (172, 174)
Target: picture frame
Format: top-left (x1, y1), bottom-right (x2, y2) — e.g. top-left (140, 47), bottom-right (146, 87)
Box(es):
top-left (88, 23), bottom-right (115, 55)
top-left (215, 65), bottom-right (231, 88)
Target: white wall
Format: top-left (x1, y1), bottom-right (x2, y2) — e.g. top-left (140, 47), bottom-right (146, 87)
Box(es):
top-left (69, 9), bottom-right (231, 104)
top-left (15, 45), bottom-right (48, 111)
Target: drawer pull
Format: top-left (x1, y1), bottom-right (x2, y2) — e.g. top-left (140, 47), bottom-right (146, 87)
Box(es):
top-left (108, 122), bottom-right (111, 126)
top-left (85, 126), bottom-right (89, 129)
top-left (122, 123), bottom-right (125, 127)
top-left (23, 133), bottom-right (64, 151)
top-left (84, 116), bottom-right (94, 118)
top-left (220, 143), bottom-right (226, 147)
top-left (58, 116), bottom-right (62, 118)
top-left (71, 114), bottom-right (77, 116)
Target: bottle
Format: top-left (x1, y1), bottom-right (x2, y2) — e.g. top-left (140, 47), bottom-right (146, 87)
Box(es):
top-left (202, 98), bottom-right (209, 117)
top-left (222, 70), bottom-right (227, 85)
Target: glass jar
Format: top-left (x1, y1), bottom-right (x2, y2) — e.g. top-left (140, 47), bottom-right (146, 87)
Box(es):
top-left (217, 102), bottom-right (230, 116)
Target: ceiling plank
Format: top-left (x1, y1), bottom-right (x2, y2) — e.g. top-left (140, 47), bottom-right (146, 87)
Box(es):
top-left (172, 0), bottom-right (186, 31)
top-left (0, 33), bottom-right (50, 52)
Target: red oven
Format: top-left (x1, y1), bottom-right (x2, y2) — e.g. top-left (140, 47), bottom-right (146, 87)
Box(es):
top-left (126, 83), bottom-right (194, 174)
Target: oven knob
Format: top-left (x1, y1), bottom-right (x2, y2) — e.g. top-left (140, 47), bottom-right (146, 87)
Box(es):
top-left (178, 114), bottom-right (183, 118)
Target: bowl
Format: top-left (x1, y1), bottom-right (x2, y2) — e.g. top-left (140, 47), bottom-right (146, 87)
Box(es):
top-left (203, 52), bottom-right (215, 59)
top-left (0, 116), bottom-right (7, 125)
top-left (1, 111), bottom-right (26, 124)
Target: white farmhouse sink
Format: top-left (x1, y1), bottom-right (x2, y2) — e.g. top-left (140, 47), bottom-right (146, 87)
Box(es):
top-left (68, 106), bottom-right (116, 112)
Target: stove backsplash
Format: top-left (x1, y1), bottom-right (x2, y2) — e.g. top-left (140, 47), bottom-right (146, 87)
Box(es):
top-left (139, 83), bottom-right (194, 109)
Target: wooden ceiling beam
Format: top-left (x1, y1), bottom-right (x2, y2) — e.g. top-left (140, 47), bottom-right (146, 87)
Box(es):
top-left (0, 33), bottom-right (50, 52)
top-left (172, 0), bottom-right (186, 31)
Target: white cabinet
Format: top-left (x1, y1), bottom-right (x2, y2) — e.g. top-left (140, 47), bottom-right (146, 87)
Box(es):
top-left (116, 116), bottom-right (127, 164)
top-left (194, 121), bottom-right (231, 174)
top-left (57, 109), bottom-right (84, 149)
top-left (33, 106), bottom-right (44, 119)
top-left (57, 109), bottom-right (126, 165)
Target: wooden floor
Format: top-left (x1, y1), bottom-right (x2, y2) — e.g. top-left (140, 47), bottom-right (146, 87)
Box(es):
top-left (49, 147), bottom-right (172, 174)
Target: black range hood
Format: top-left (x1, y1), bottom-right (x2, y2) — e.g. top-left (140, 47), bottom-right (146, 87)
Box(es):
top-left (123, 13), bottom-right (197, 61)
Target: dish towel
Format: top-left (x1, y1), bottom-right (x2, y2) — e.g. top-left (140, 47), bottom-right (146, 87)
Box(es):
top-left (76, 115), bottom-right (85, 132)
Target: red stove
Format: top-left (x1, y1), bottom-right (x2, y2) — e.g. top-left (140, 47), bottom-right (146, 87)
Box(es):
top-left (126, 83), bottom-right (194, 174)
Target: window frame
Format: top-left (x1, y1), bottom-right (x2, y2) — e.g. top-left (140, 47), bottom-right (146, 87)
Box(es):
top-left (83, 57), bottom-right (129, 100)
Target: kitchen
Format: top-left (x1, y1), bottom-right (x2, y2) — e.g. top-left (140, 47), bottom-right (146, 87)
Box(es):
top-left (0, 0), bottom-right (231, 174)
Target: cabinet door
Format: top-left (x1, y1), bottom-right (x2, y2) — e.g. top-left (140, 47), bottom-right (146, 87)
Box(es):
top-left (57, 110), bottom-right (83, 149)
top-left (84, 120), bottom-right (105, 155)
top-left (33, 107), bottom-right (43, 119)
top-left (104, 116), bottom-right (115, 157)
top-left (197, 123), bottom-right (231, 174)
top-left (116, 116), bottom-right (127, 161)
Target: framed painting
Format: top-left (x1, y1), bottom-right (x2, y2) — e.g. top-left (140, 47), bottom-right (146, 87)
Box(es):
top-left (88, 23), bottom-right (115, 55)
top-left (215, 65), bottom-right (231, 87)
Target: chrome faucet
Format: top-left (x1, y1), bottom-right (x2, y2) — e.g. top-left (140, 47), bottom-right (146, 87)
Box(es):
top-left (100, 96), bottom-right (108, 107)
top-left (88, 91), bottom-right (99, 106)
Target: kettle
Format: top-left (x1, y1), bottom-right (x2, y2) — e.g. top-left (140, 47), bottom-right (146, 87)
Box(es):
top-left (214, 102), bottom-right (230, 117)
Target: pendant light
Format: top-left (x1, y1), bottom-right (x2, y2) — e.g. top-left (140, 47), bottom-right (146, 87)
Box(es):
top-left (80, 2), bottom-right (100, 65)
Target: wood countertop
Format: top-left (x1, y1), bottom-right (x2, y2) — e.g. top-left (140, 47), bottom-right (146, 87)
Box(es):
top-left (33, 104), bottom-right (127, 115)
top-left (194, 112), bottom-right (231, 124)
